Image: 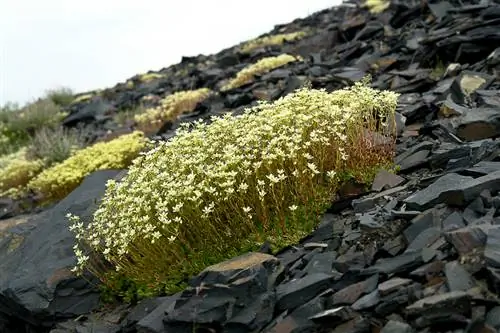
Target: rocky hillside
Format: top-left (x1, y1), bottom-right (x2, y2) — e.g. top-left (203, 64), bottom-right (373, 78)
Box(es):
top-left (1, 0), bottom-right (500, 332)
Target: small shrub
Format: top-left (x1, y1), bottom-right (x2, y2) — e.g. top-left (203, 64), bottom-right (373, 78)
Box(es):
top-left (138, 73), bottom-right (164, 83)
top-left (68, 81), bottom-right (399, 298)
top-left (28, 131), bottom-right (147, 204)
top-left (0, 148), bottom-right (44, 198)
top-left (221, 54), bottom-right (301, 91)
top-left (26, 126), bottom-right (87, 166)
top-left (364, 0), bottom-right (390, 13)
top-left (239, 31), bottom-right (308, 54)
top-left (71, 93), bottom-right (94, 104)
top-left (134, 88), bottom-right (212, 133)
top-left (45, 87), bottom-right (75, 107)
top-left (0, 99), bottom-right (68, 153)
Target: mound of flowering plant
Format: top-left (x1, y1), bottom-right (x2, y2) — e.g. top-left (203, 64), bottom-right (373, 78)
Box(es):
top-left (68, 81), bottom-right (399, 297)
top-left (221, 54), bottom-right (301, 91)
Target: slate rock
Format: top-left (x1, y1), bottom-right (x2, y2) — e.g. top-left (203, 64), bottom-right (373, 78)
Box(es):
top-left (380, 319), bottom-right (414, 333)
top-left (371, 169), bottom-right (405, 192)
top-left (443, 170), bottom-right (500, 207)
top-left (330, 274), bottom-right (379, 306)
top-left (0, 170), bottom-right (123, 329)
top-left (405, 290), bottom-right (472, 318)
top-left (484, 226), bottom-right (500, 268)
top-left (442, 211), bottom-right (466, 232)
top-left (189, 251), bottom-right (283, 289)
top-left (404, 173), bottom-right (474, 211)
top-left (275, 273), bottom-right (334, 312)
top-left (301, 251), bottom-right (336, 275)
top-left (445, 261), bottom-right (475, 292)
top-left (378, 278), bottom-right (412, 296)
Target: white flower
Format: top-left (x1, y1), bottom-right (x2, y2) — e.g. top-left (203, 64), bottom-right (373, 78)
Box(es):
top-left (243, 206), bottom-right (252, 213)
top-left (289, 205), bottom-right (298, 212)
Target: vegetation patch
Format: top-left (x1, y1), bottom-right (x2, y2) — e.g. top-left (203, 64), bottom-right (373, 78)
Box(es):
top-left (221, 54), bottom-right (301, 91)
top-left (239, 31), bottom-right (308, 54)
top-left (28, 131), bottom-right (147, 205)
top-left (0, 99), bottom-right (68, 155)
top-left (71, 93), bottom-right (94, 104)
top-left (134, 88), bottom-right (212, 134)
top-left (68, 81), bottom-right (399, 300)
top-left (138, 73), bottom-right (165, 83)
top-left (364, 0), bottom-right (390, 13)
top-left (0, 148), bottom-right (44, 199)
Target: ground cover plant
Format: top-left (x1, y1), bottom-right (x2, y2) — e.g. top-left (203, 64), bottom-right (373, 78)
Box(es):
top-left (0, 148), bottom-right (44, 198)
top-left (221, 54), bottom-right (301, 91)
top-left (239, 31), bottom-right (308, 54)
top-left (68, 80), bottom-right (399, 301)
top-left (28, 130), bottom-right (147, 205)
top-left (134, 88), bottom-right (212, 134)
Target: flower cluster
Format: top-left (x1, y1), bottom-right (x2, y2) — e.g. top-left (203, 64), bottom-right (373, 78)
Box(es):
top-left (0, 147), bottom-right (44, 198)
top-left (221, 54), bottom-right (301, 91)
top-left (239, 31), bottom-right (308, 54)
top-left (28, 131), bottom-right (147, 204)
top-left (69, 82), bottom-right (399, 294)
top-left (134, 88), bottom-right (212, 133)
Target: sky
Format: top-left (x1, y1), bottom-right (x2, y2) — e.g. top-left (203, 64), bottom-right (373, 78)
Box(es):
top-left (0, 0), bottom-right (341, 106)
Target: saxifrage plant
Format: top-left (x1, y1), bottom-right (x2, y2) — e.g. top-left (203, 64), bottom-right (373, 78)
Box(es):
top-left (68, 80), bottom-right (399, 299)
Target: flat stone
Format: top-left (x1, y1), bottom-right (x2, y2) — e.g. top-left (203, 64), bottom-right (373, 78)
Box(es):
top-left (445, 224), bottom-right (492, 255)
top-left (0, 170), bottom-right (123, 328)
top-left (406, 227), bottom-right (443, 252)
top-left (331, 274), bottom-right (379, 305)
top-left (403, 209), bottom-right (439, 244)
top-left (301, 251), bottom-right (335, 275)
top-left (441, 211), bottom-right (466, 232)
top-left (380, 319), bottom-right (414, 333)
top-left (190, 251), bottom-right (283, 289)
top-left (308, 306), bottom-right (357, 326)
top-left (378, 278), bottom-right (413, 296)
top-left (275, 273), bottom-right (334, 312)
top-left (361, 250), bottom-right (424, 275)
top-left (485, 226), bottom-right (500, 268)
top-left (405, 291), bottom-right (472, 318)
top-left (404, 173), bottom-right (474, 211)
top-left (351, 289), bottom-right (380, 311)
top-left (371, 170), bottom-right (405, 192)
top-left (444, 261), bottom-right (475, 292)
top-left (442, 170), bottom-right (500, 207)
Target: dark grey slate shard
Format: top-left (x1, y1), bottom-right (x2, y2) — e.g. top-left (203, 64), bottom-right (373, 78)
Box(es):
top-left (275, 273), bottom-right (334, 312)
top-left (121, 296), bottom-right (169, 332)
top-left (445, 224), bottom-right (492, 256)
top-left (371, 169), bottom-right (405, 192)
top-left (485, 306), bottom-right (500, 330)
top-left (0, 170), bottom-right (123, 329)
top-left (380, 319), bottom-right (414, 333)
top-left (378, 278), bottom-right (413, 296)
top-left (360, 250), bottom-right (424, 276)
top-left (403, 209), bottom-right (439, 244)
top-left (484, 226), bottom-right (500, 268)
top-left (405, 291), bottom-right (472, 318)
top-left (404, 173), bottom-right (474, 211)
top-left (301, 251), bottom-right (336, 275)
top-left (375, 283), bottom-right (423, 317)
top-left (330, 274), bottom-right (379, 306)
top-left (406, 227), bottom-right (443, 252)
top-left (442, 211), bottom-right (466, 232)
top-left (463, 161), bottom-right (500, 177)
top-left (410, 261), bottom-right (445, 281)
top-left (453, 108), bottom-right (500, 142)
top-left (444, 261), bottom-right (475, 292)
top-left (442, 170), bottom-right (500, 207)
top-left (223, 291), bottom-right (276, 333)
top-left (308, 306), bottom-right (357, 326)
top-left (351, 289), bottom-right (380, 311)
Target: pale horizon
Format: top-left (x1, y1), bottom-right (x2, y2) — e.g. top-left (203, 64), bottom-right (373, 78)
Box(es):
top-left (0, 0), bottom-right (341, 106)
